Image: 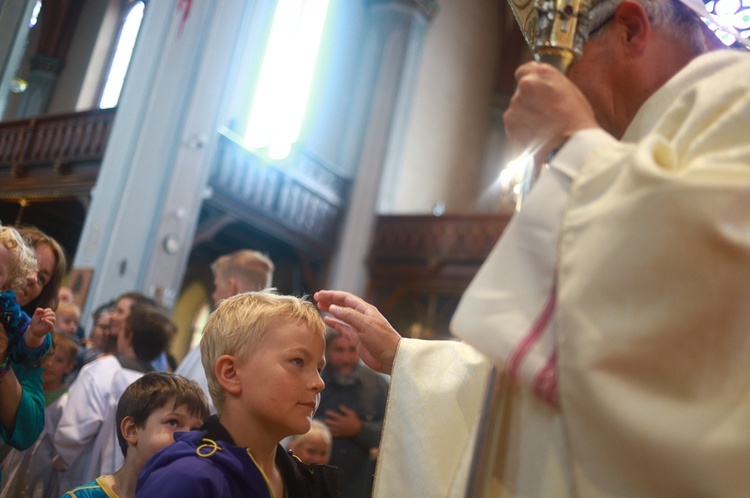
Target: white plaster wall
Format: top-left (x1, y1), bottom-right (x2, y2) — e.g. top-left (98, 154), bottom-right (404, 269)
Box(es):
top-left (390, 0), bottom-right (501, 213)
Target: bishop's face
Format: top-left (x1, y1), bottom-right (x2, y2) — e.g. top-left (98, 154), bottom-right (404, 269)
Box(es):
top-left (567, 28), bottom-right (620, 135)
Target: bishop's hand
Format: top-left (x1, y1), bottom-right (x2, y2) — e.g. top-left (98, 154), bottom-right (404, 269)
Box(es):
top-left (314, 290), bottom-right (401, 375)
top-left (503, 61), bottom-right (599, 163)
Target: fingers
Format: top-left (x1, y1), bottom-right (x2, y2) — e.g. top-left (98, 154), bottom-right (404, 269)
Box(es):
top-left (315, 290), bottom-right (370, 314)
top-left (338, 405), bottom-right (355, 415)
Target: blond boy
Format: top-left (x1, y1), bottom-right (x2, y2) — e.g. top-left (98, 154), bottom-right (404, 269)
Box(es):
top-left (55, 302), bottom-right (81, 342)
top-left (62, 372), bottom-right (208, 498)
top-left (289, 419), bottom-right (332, 465)
top-left (136, 291), bottom-right (337, 498)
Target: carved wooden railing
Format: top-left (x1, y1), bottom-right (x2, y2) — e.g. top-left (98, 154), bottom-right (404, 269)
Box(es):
top-left (367, 213), bottom-right (513, 339)
top-left (207, 130), bottom-right (350, 256)
top-left (369, 213), bottom-right (512, 286)
top-left (0, 108), bottom-right (115, 198)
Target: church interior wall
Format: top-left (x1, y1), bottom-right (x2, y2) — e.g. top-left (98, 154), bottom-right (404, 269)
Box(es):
top-left (393, 0), bottom-right (502, 214)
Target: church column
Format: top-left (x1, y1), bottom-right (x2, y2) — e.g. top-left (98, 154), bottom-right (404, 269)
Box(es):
top-left (0, 0), bottom-right (37, 117)
top-left (328, 0), bottom-right (438, 295)
top-left (73, 0), bottom-right (258, 317)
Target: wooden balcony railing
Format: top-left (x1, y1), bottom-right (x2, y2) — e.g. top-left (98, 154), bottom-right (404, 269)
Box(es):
top-left (207, 129), bottom-right (351, 256)
top-left (0, 108), bottom-right (115, 198)
top-left (367, 213), bottom-right (513, 339)
top-left (369, 213), bottom-right (512, 285)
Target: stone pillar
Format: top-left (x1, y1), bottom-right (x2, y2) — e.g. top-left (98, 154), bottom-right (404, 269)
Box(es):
top-left (73, 0), bottom-right (259, 318)
top-left (328, 0), bottom-right (438, 295)
top-left (0, 0), bottom-right (37, 117)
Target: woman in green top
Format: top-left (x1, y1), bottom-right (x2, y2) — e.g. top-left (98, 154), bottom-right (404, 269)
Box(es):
top-left (0, 228), bottom-right (66, 485)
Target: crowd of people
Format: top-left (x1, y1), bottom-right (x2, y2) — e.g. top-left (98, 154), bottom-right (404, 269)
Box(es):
top-left (0, 239), bottom-right (383, 498)
top-left (0, 0), bottom-right (747, 495)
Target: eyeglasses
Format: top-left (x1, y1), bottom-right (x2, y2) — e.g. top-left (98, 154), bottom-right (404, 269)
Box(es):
top-left (587, 13), bottom-right (615, 37)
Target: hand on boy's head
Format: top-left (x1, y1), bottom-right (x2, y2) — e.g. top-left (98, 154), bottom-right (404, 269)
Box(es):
top-left (314, 290), bottom-right (401, 375)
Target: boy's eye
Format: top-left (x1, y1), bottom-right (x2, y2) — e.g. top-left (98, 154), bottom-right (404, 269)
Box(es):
top-left (291, 358), bottom-right (303, 367)
top-left (166, 419), bottom-right (179, 427)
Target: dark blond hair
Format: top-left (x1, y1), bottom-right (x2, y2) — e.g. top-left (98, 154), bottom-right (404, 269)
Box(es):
top-left (211, 250), bottom-right (274, 292)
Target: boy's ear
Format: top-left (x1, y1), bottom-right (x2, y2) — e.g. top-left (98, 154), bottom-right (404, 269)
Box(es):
top-left (64, 360), bottom-right (75, 375)
top-left (215, 354), bottom-right (242, 395)
top-left (120, 416), bottom-right (139, 446)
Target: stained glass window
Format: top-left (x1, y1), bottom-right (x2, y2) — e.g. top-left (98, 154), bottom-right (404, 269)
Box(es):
top-left (703, 0), bottom-right (750, 46)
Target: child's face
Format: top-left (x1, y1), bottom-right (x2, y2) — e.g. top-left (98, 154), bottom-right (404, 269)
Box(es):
top-left (134, 400), bottom-right (204, 462)
top-left (42, 348), bottom-right (75, 386)
top-left (56, 311), bottom-right (79, 336)
top-left (290, 433), bottom-right (331, 465)
top-left (238, 320), bottom-right (325, 439)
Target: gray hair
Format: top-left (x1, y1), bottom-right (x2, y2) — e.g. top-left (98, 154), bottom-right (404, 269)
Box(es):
top-left (587, 0), bottom-right (708, 53)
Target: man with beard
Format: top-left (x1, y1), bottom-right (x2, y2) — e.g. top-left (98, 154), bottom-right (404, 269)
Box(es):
top-left (317, 328), bottom-right (388, 498)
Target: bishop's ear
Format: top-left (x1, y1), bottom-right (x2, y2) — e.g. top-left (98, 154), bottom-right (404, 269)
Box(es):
top-left (613, 0), bottom-right (650, 54)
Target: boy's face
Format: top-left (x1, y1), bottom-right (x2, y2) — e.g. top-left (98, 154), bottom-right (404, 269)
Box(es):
top-left (238, 320), bottom-right (326, 439)
top-left (42, 348), bottom-right (75, 386)
top-left (56, 311), bottom-right (79, 336)
top-left (132, 400), bottom-right (204, 462)
top-left (290, 433), bottom-right (331, 465)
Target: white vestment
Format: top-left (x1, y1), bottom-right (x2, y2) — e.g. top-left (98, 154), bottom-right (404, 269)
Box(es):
top-left (374, 49), bottom-right (750, 497)
top-left (174, 345), bottom-right (216, 414)
top-left (54, 355), bottom-right (143, 494)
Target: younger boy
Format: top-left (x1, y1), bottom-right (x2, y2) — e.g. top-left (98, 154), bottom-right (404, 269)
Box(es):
top-left (55, 302), bottom-right (82, 344)
top-left (55, 306), bottom-right (172, 494)
top-left (288, 419), bottom-right (333, 465)
top-left (62, 372), bottom-right (209, 498)
top-left (135, 291), bottom-right (337, 497)
top-left (0, 333), bottom-right (78, 498)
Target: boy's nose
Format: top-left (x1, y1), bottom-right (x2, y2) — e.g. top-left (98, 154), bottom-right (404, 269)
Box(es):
top-left (312, 373), bottom-right (325, 391)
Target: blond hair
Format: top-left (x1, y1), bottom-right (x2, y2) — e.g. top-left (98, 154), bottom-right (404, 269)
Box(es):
top-left (211, 250), bottom-right (274, 292)
top-left (290, 419), bottom-right (332, 446)
top-left (56, 301), bottom-right (81, 320)
top-left (0, 225), bottom-right (37, 291)
top-left (200, 290), bottom-right (325, 413)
